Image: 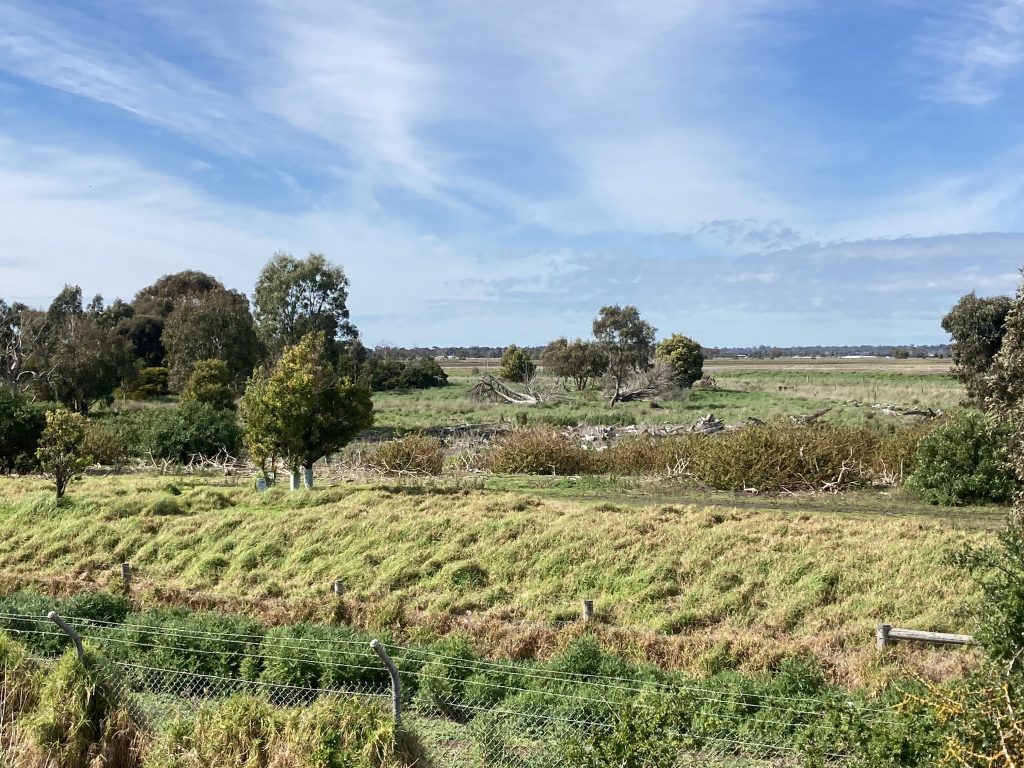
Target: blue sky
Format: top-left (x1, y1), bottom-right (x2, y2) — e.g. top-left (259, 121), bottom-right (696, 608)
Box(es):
top-left (1, 0), bottom-right (1023, 346)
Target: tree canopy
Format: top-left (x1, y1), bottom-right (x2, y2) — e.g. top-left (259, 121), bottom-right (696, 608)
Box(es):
top-left (942, 292), bottom-right (1012, 403)
top-left (253, 253), bottom-right (357, 360)
top-left (656, 334), bottom-right (704, 388)
top-left (592, 305), bottom-right (656, 403)
top-left (240, 332), bottom-right (373, 476)
top-left (162, 287), bottom-right (261, 391)
top-left (33, 286), bottom-right (134, 413)
top-left (541, 338), bottom-right (607, 390)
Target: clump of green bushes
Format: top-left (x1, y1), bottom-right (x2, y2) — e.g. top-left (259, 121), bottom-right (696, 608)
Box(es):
top-left (108, 402), bottom-right (241, 461)
top-left (906, 411), bottom-right (1017, 505)
top-left (367, 434), bottom-right (444, 475)
top-left (368, 356), bottom-right (448, 391)
top-left (0, 385), bottom-right (48, 473)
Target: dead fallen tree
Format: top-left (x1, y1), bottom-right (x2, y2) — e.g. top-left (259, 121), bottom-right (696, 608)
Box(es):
top-left (470, 374), bottom-right (550, 405)
top-left (790, 408), bottom-right (832, 425)
top-left (606, 362), bottom-right (678, 404)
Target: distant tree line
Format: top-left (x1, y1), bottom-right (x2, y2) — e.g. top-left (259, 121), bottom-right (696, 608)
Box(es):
top-left (704, 344), bottom-right (949, 359)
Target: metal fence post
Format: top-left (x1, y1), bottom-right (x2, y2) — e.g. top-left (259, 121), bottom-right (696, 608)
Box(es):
top-left (47, 611), bottom-right (84, 660)
top-left (370, 639), bottom-right (402, 728)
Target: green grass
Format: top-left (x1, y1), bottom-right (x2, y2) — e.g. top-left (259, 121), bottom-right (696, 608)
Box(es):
top-left (0, 473), bottom-right (993, 686)
top-left (373, 366), bottom-right (963, 432)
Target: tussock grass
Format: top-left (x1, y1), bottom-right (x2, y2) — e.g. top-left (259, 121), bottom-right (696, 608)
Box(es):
top-left (146, 694), bottom-right (410, 768)
top-left (0, 474), bottom-right (989, 685)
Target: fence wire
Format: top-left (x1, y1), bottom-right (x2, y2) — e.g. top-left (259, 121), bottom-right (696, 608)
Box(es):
top-left (0, 613), bottom-right (883, 767)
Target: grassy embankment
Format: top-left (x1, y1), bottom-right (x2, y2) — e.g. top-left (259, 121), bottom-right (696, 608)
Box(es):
top-left (0, 473), bottom-right (997, 687)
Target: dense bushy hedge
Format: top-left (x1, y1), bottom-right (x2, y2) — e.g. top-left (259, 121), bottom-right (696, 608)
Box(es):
top-left (369, 357), bottom-right (448, 391)
top-left (110, 402), bottom-right (242, 461)
top-left (0, 385), bottom-right (48, 473)
top-left (906, 411), bottom-right (1017, 505)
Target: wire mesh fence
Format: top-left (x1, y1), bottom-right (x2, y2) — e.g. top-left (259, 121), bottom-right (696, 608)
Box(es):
top-left (0, 611), bottom-right (895, 766)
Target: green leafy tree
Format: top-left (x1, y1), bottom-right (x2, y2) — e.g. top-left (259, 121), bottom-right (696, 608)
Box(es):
top-left (121, 314), bottom-right (165, 366)
top-left (541, 338), bottom-right (607, 390)
top-left (656, 334), bottom-right (704, 388)
top-left (133, 270), bottom-right (224, 319)
top-left (500, 345), bottom-right (536, 383)
top-left (34, 286), bottom-right (135, 413)
top-left (253, 253), bottom-right (357, 360)
top-left (943, 292), bottom-right (1012, 403)
top-left (0, 385), bottom-right (47, 473)
top-left (239, 332), bottom-right (373, 486)
top-left (592, 305), bottom-right (656, 403)
top-left (181, 359), bottom-right (236, 410)
top-left (162, 288), bottom-right (261, 391)
top-left (36, 409), bottom-right (91, 500)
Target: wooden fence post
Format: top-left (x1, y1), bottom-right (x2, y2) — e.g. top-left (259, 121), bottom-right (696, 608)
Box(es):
top-left (876, 623), bottom-right (892, 651)
top-left (121, 562), bottom-right (133, 595)
top-left (582, 599), bottom-right (595, 622)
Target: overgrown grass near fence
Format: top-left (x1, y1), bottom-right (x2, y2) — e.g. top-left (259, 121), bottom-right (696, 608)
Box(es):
top-left (0, 475), bottom-right (988, 686)
top-left (0, 608), bottom-right (964, 767)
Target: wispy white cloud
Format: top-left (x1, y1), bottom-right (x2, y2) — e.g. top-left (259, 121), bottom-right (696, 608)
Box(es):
top-left (913, 0), bottom-right (1024, 104)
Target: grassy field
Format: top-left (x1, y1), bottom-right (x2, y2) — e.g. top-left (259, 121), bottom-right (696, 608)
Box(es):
top-left (0, 473), bottom-right (996, 688)
top-left (371, 357), bottom-right (963, 432)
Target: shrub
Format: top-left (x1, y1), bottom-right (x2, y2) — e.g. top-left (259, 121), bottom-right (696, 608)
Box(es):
top-left (36, 409), bottom-right (91, 499)
top-left (0, 591), bottom-right (130, 656)
top-left (116, 609), bottom-right (264, 682)
top-left (907, 412), bottom-right (1016, 505)
top-left (484, 427), bottom-right (591, 475)
top-left (113, 402), bottom-right (241, 461)
top-left (82, 421), bottom-right (127, 467)
top-left (595, 436), bottom-right (698, 476)
top-left (368, 435), bottom-right (444, 475)
top-left (596, 423), bottom-right (931, 492)
top-left (370, 357), bottom-right (448, 391)
top-left (245, 624), bottom-right (388, 696)
top-left (0, 385), bottom-right (47, 473)
top-left (180, 358), bottom-right (236, 410)
top-left (500, 345), bottom-right (536, 383)
top-left (656, 333), bottom-right (704, 388)
top-left (128, 366), bottom-right (169, 399)
top-left (414, 635), bottom-right (480, 721)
